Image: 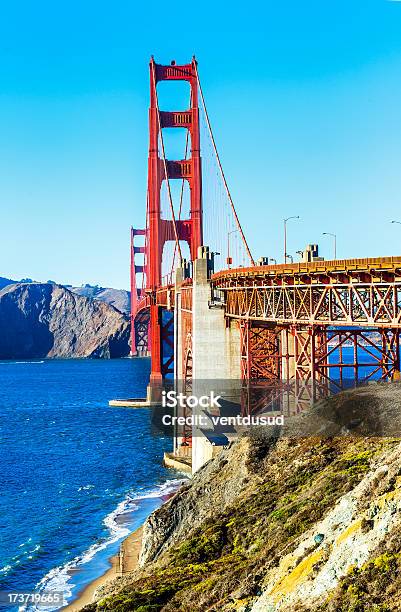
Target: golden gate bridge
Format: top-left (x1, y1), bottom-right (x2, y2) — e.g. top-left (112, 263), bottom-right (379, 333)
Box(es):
top-left (126, 58), bottom-right (401, 464)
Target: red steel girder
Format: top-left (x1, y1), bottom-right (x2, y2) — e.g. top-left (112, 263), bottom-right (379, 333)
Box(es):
top-left (221, 283), bottom-right (401, 328)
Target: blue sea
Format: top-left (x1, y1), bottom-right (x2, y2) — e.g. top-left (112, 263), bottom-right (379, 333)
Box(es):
top-left (0, 359), bottom-right (182, 610)
top-left (0, 346), bottom-right (393, 610)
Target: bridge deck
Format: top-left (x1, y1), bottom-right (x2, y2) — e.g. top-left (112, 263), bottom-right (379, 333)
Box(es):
top-left (212, 256), bottom-right (401, 286)
top-left (211, 256), bottom-right (401, 328)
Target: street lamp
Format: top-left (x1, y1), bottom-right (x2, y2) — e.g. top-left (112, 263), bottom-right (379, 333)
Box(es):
top-left (227, 229), bottom-right (239, 268)
top-left (269, 258), bottom-right (277, 265)
top-left (391, 220), bottom-right (401, 225)
top-left (287, 254), bottom-right (294, 264)
top-left (284, 216), bottom-right (300, 263)
top-left (322, 232), bottom-right (337, 259)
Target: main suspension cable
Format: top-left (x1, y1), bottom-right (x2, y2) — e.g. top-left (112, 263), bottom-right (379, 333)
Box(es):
top-left (194, 62), bottom-right (255, 266)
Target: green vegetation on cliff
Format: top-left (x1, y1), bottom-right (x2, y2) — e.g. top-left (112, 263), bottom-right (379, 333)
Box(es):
top-left (84, 432), bottom-right (400, 611)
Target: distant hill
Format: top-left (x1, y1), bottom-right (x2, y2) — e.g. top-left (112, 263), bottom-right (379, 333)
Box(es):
top-left (0, 283), bottom-right (130, 359)
top-left (0, 277), bottom-right (16, 290)
top-left (70, 285), bottom-right (130, 315)
top-left (0, 278), bottom-right (131, 314)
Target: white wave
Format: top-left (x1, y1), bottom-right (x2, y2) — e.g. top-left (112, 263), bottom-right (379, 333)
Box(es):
top-left (129, 478), bottom-right (186, 502)
top-left (19, 537), bottom-right (32, 548)
top-left (0, 360), bottom-right (45, 365)
top-left (31, 478), bottom-right (185, 611)
top-left (2, 543), bottom-right (42, 579)
top-left (77, 484), bottom-right (95, 491)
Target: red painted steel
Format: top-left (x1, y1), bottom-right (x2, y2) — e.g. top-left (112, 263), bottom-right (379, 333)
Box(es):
top-left (213, 258), bottom-right (401, 410)
top-left (130, 227), bottom-right (147, 355)
top-left (212, 257), bottom-right (401, 329)
top-left (148, 57), bottom-right (203, 288)
top-left (131, 58), bottom-right (203, 382)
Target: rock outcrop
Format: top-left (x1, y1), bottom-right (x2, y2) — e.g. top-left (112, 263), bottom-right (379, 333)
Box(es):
top-left (0, 282), bottom-right (130, 359)
top-left (70, 285), bottom-right (130, 315)
top-left (0, 276), bottom-right (15, 290)
top-left (83, 384), bottom-right (401, 611)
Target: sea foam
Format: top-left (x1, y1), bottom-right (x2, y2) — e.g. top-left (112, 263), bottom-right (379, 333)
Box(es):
top-left (27, 478), bottom-right (184, 611)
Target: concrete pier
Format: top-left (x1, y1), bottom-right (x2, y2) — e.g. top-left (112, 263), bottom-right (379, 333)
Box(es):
top-left (163, 452), bottom-right (192, 474)
top-left (173, 247), bottom-right (240, 474)
top-left (108, 398), bottom-right (151, 408)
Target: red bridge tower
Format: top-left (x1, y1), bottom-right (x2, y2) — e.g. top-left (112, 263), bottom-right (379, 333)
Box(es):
top-left (131, 57), bottom-right (203, 385)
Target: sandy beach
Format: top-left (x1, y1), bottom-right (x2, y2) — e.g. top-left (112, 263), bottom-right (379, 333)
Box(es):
top-left (63, 526), bottom-right (143, 611)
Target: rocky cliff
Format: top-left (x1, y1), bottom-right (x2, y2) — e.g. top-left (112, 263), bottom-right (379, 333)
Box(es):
top-left (0, 276), bottom-right (16, 290)
top-left (0, 283), bottom-right (130, 359)
top-left (84, 383), bottom-right (401, 611)
top-left (70, 285), bottom-right (130, 315)
top-left (0, 277), bottom-right (131, 314)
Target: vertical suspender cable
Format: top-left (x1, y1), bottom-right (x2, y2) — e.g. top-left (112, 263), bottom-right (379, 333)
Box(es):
top-left (171, 92), bottom-right (192, 276)
top-left (178, 90), bottom-right (192, 221)
top-left (151, 62), bottom-right (183, 264)
top-left (194, 63), bottom-right (255, 266)
top-left (142, 189), bottom-right (150, 294)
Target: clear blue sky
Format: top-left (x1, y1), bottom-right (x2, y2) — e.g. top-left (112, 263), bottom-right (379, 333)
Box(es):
top-left (1, 0), bottom-right (401, 289)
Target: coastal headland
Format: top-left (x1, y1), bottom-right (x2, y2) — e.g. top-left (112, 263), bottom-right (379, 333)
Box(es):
top-left (0, 282), bottom-right (130, 358)
top-left (68, 383), bottom-right (401, 611)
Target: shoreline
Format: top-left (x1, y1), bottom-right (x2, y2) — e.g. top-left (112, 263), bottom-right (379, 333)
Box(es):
top-left (62, 526), bottom-right (143, 611)
top-left (60, 483), bottom-right (183, 611)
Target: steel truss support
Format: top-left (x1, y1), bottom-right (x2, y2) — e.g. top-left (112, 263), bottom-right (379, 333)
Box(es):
top-left (173, 321), bottom-right (193, 453)
top-left (222, 282), bottom-right (401, 328)
top-left (130, 227), bottom-right (146, 355)
top-left (290, 326), bottom-right (330, 408)
top-left (182, 349), bottom-right (193, 450)
top-left (239, 321), bottom-right (401, 416)
top-left (240, 320), bottom-right (282, 415)
top-left (314, 327), bottom-right (401, 387)
top-left (133, 310), bottom-right (150, 357)
top-left (239, 320), bottom-right (281, 380)
top-left (282, 326), bottom-right (400, 403)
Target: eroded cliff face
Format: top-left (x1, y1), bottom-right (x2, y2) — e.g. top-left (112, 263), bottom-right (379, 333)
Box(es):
top-left (84, 385), bottom-right (401, 611)
top-left (70, 286), bottom-right (130, 315)
top-left (0, 283), bottom-right (130, 359)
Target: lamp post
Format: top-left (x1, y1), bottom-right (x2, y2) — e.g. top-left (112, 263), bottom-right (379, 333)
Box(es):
top-left (284, 216), bottom-right (300, 263)
top-left (391, 220), bottom-right (401, 225)
top-left (227, 229), bottom-right (238, 268)
top-left (322, 232), bottom-right (337, 259)
top-left (269, 258), bottom-right (277, 265)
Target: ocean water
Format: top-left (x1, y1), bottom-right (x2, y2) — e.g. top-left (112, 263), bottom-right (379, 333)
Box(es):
top-left (0, 346), bottom-right (392, 610)
top-left (0, 359), bottom-right (182, 610)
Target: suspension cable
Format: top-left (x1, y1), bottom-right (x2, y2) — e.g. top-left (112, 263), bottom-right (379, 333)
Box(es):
top-left (194, 62), bottom-right (255, 266)
top-left (178, 109), bottom-right (190, 221)
top-left (142, 189), bottom-right (149, 295)
top-left (171, 91), bottom-right (192, 275)
top-left (151, 62), bottom-right (183, 263)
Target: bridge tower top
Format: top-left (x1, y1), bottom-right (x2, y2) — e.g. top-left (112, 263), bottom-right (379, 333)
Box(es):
top-left (141, 58), bottom-right (204, 382)
top-left (147, 57), bottom-right (203, 290)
